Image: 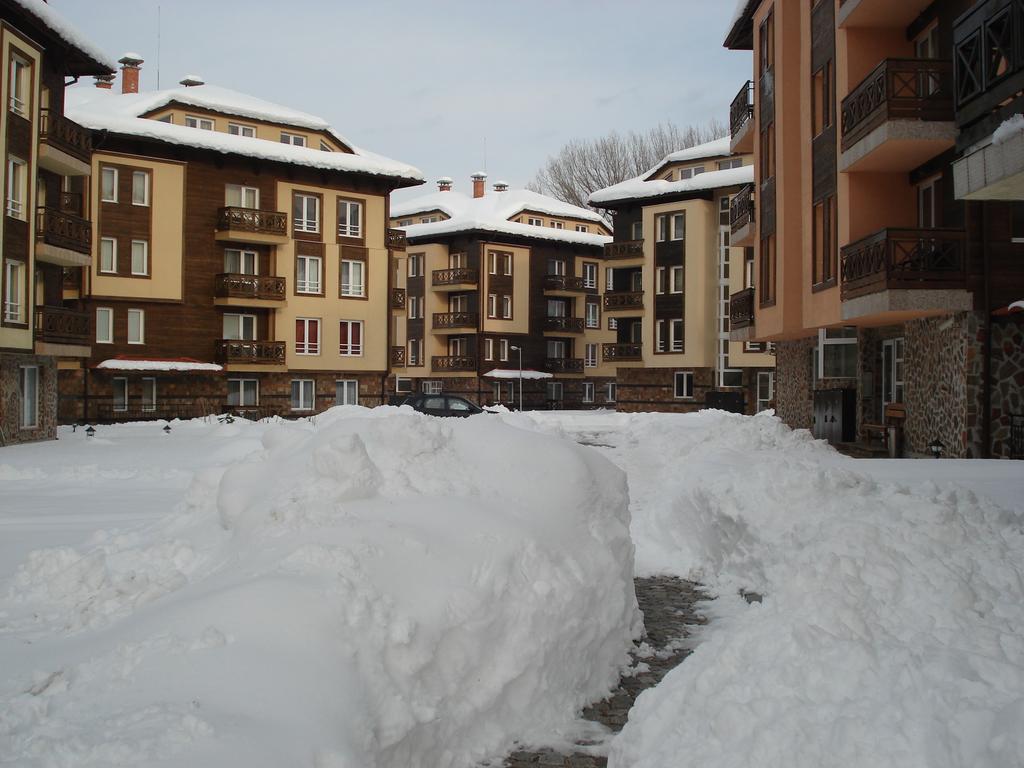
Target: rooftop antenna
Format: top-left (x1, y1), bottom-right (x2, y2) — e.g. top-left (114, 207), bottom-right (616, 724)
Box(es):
top-left (483, 136), bottom-right (487, 173)
top-left (156, 5), bottom-right (161, 89)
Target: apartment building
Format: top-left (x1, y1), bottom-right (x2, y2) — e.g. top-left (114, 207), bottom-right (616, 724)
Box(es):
top-left (0, 0), bottom-right (112, 445)
top-left (59, 60), bottom-right (422, 421)
top-left (389, 175), bottom-right (618, 409)
top-left (725, 0), bottom-right (1024, 457)
top-left (589, 139), bottom-right (776, 413)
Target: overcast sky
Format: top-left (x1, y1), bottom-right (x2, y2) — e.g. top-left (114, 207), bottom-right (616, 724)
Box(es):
top-left (57, 0), bottom-right (751, 202)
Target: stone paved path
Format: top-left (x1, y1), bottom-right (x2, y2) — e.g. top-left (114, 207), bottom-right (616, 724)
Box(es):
top-left (494, 577), bottom-right (708, 768)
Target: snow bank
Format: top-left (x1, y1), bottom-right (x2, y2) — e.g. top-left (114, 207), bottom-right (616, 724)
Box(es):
top-left (1, 409), bottom-right (640, 767)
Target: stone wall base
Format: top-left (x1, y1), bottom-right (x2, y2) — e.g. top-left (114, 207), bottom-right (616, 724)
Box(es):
top-left (1, 352), bottom-right (57, 446)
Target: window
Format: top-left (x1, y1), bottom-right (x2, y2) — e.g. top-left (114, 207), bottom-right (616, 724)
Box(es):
top-left (630, 221), bottom-right (643, 240)
top-left (487, 293), bottom-right (497, 318)
top-left (339, 320), bottom-right (363, 356)
top-left (656, 215), bottom-right (669, 242)
top-left (141, 378), bottom-right (157, 412)
top-left (656, 213), bottom-right (683, 242)
top-left (918, 176), bottom-right (939, 229)
top-left (8, 55), bottom-right (28, 116)
top-left (550, 221), bottom-right (564, 229)
top-left (398, 219), bottom-right (413, 227)
top-left (99, 238), bottom-right (117, 274)
top-left (670, 266), bottom-right (684, 293)
top-left (395, 376), bottom-right (413, 394)
top-left (184, 115), bottom-right (214, 130)
top-left (717, 158), bottom-right (743, 170)
top-left (656, 267), bottom-right (666, 295)
top-left (131, 240), bottom-right (149, 276)
top-left (605, 382), bottom-right (617, 402)
top-left (585, 343), bottom-right (598, 368)
top-left (340, 259), bottom-right (365, 297)
top-left (656, 319), bottom-right (666, 352)
top-left (227, 379), bottom-right (259, 407)
top-left (484, 338), bottom-right (494, 360)
top-left (502, 295), bottom-right (512, 319)
top-left (586, 301), bottom-right (599, 328)
top-left (296, 254), bottom-right (322, 293)
top-left (222, 313), bottom-right (257, 340)
top-left (420, 216), bottom-right (438, 223)
top-left (488, 252), bottom-right (498, 275)
top-left (669, 319), bottom-right (683, 352)
top-left (678, 166), bottom-right (705, 180)
top-left (131, 171), bottom-right (150, 206)
top-left (407, 294), bottom-right (422, 319)
top-left (336, 379), bottom-right (359, 405)
top-left (547, 258), bottom-right (566, 276)
top-left (225, 184), bottom-right (259, 209)
top-left (758, 10), bottom-right (774, 75)
top-left (547, 339), bottom-right (567, 359)
top-left (583, 262), bottom-right (598, 288)
top-left (281, 132), bottom-right (306, 146)
top-left (422, 380), bottom-right (442, 395)
top-left (228, 123), bottom-right (256, 137)
top-left (547, 299), bottom-right (567, 318)
top-left (295, 317), bottom-right (321, 355)
top-left (408, 253), bottom-right (423, 277)
top-left (499, 339), bottom-right (509, 361)
top-left (96, 307), bottom-right (113, 343)
top-left (320, 140), bottom-right (333, 152)
top-left (100, 167), bottom-right (118, 203)
top-left (757, 372), bottom-right (775, 412)
top-left (812, 61), bottom-right (833, 137)
top-left (674, 371), bottom-right (694, 399)
top-left (812, 195), bottom-right (837, 286)
top-left (6, 156), bottom-right (25, 219)
top-left (156, 114), bottom-right (172, 123)
top-left (293, 193), bottom-right (320, 233)
top-left (546, 381), bottom-right (563, 402)
top-left (760, 123), bottom-right (776, 180)
top-left (816, 327), bottom-right (857, 379)
top-left (760, 235), bottom-right (776, 306)
top-left (527, 217), bottom-right (543, 226)
top-left (449, 252), bottom-right (468, 268)
top-left (127, 309), bottom-right (145, 344)
top-left (882, 338), bottom-right (905, 407)
top-left (291, 379), bottom-right (315, 410)
top-left (408, 338), bottom-right (422, 366)
top-left (337, 199), bottom-right (363, 238)
top-left (576, 224), bottom-right (589, 233)
top-left (3, 259), bottom-right (24, 322)
top-left (18, 365), bottom-right (37, 428)
top-left (224, 248), bottom-right (258, 274)
top-left (503, 253), bottom-right (513, 275)
top-left (112, 377), bottom-right (128, 412)
top-left (582, 382), bottom-right (594, 403)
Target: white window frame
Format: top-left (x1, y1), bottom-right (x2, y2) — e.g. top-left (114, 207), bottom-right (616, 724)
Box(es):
top-left (583, 262), bottom-right (598, 289)
top-left (127, 309), bottom-right (145, 345)
top-left (295, 317), bottom-right (321, 355)
top-left (6, 156), bottom-right (26, 219)
top-left (757, 371), bottom-right (775, 412)
top-left (606, 382), bottom-right (617, 402)
top-left (395, 376), bottom-right (413, 393)
top-left (407, 338), bottom-right (422, 366)
top-left (422, 380), bottom-right (443, 395)
top-left (18, 365), bottom-right (38, 428)
top-left (527, 217), bottom-right (543, 226)
top-left (656, 267), bottom-right (666, 295)
top-left (656, 215), bottom-right (669, 242)
top-left (4, 259), bottom-right (24, 322)
top-left (8, 55), bottom-right (28, 117)
top-left (222, 313), bottom-right (257, 340)
top-left (548, 258), bottom-right (566, 276)
top-left (227, 378), bottom-right (259, 407)
top-left (670, 318), bottom-right (684, 352)
top-left (502, 295), bottom-right (512, 319)
top-left (670, 265), bottom-right (684, 294)
top-left (228, 122), bottom-right (256, 137)
top-left (550, 220), bottom-right (564, 229)
top-left (224, 248), bottom-right (258, 275)
top-left (674, 371), bottom-right (694, 399)
top-left (576, 224), bottom-right (590, 233)
top-left (407, 294), bottom-right (422, 319)
top-left (336, 379), bottom-right (359, 405)
top-left (340, 259), bottom-right (365, 297)
top-left (671, 213), bottom-right (686, 241)
top-left (296, 254), bottom-right (323, 294)
top-left (225, 184), bottom-right (259, 209)
top-left (184, 115), bottom-right (214, 130)
top-left (112, 377), bottom-right (128, 413)
top-left (293, 193), bottom-right (320, 233)
top-left (487, 293), bottom-right (497, 318)
top-left (656, 319), bottom-right (666, 352)
top-left (130, 240), bottom-right (149, 276)
top-left (290, 378), bottom-right (315, 410)
top-left (582, 382), bottom-right (594, 403)
top-left (816, 328), bottom-right (858, 379)
top-left (488, 252), bottom-right (498, 275)
top-left (408, 253), bottom-right (423, 277)
top-left (586, 301), bottom-right (599, 328)
top-left (100, 166), bottom-right (118, 203)
top-left (484, 338), bottom-right (494, 360)
top-left (585, 343), bottom-right (598, 368)
top-left (141, 377), bottom-right (157, 412)
top-left (546, 381), bottom-right (563, 401)
top-left (499, 338), bottom-right (509, 362)
top-left (338, 319), bottom-right (364, 356)
top-left (337, 199), bottom-right (363, 238)
top-left (503, 253), bottom-right (513, 276)
top-left (281, 132), bottom-right (307, 147)
top-left (320, 140), bottom-right (333, 152)
top-left (131, 171), bottom-right (150, 206)
top-left (96, 307), bottom-right (113, 343)
top-left (99, 237), bottom-right (117, 274)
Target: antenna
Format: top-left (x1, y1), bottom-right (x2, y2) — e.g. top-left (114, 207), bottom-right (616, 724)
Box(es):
top-left (156, 5), bottom-right (161, 89)
top-left (483, 136), bottom-right (487, 173)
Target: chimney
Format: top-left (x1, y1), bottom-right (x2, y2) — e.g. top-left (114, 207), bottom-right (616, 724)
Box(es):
top-left (94, 73), bottom-right (115, 89)
top-left (437, 176), bottom-right (453, 192)
top-left (493, 180), bottom-right (509, 193)
top-left (118, 52), bottom-right (144, 94)
top-left (471, 171), bottom-right (487, 199)
top-left (179, 74), bottom-right (205, 87)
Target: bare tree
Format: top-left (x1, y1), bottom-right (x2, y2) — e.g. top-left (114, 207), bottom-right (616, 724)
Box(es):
top-left (528, 119), bottom-right (727, 213)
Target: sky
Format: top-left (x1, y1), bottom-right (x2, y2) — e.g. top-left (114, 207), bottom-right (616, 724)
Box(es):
top-left (55, 0), bottom-right (752, 203)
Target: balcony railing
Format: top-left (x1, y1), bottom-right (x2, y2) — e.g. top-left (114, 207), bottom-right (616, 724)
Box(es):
top-left (391, 346), bottom-right (407, 366)
top-left (604, 240), bottom-right (644, 259)
top-left (34, 306), bottom-right (89, 345)
top-left (603, 291), bottom-right (644, 311)
top-left (729, 287), bottom-right (755, 330)
top-left (839, 228), bottom-right (966, 300)
top-left (216, 207), bottom-right (288, 236)
top-left (433, 311), bottom-right (479, 329)
top-left (730, 184), bottom-right (755, 235)
top-left (603, 343), bottom-right (643, 361)
top-left (543, 316), bottom-right (585, 333)
top-left (432, 267), bottom-right (478, 286)
top-left (391, 287), bottom-right (407, 310)
top-left (39, 109), bottom-right (91, 163)
top-left (954, 0), bottom-right (1024, 131)
top-left (59, 191), bottom-right (83, 216)
top-left (545, 357), bottom-right (584, 373)
top-left (543, 275), bottom-right (589, 292)
top-left (730, 80), bottom-right (754, 138)
top-left (216, 339), bottom-right (286, 365)
top-left (840, 58), bottom-right (954, 152)
top-left (36, 207), bottom-right (91, 254)
top-left (214, 273), bottom-right (286, 301)
top-left (432, 355), bottom-right (477, 371)
top-left (387, 228), bottom-right (407, 250)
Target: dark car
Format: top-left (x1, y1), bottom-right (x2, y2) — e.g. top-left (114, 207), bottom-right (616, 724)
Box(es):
top-left (400, 393), bottom-right (485, 417)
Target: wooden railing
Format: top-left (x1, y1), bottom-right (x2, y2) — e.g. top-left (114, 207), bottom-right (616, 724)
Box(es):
top-left (432, 311), bottom-right (479, 329)
top-left (602, 343), bottom-right (643, 361)
top-left (730, 80), bottom-right (754, 138)
top-left (391, 346), bottom-right (407, 366)
top-left (543, 316), bottom-right (585, 333)
top-left (432, 267), bottom-right (478, 286)
top-left (59, 191), bottom-right (83, 216)
top-left (432, 355), bottom-right (477, 371)
top-left (954, 0), bottom-right (1024, 129)
top-left (391, 287), bottom-right (407, 310)
top-left (387, 228), bottom-right (407, 250)
top-left (216, 339), bottom-right (286, 364)
top-left (545, 357), bottom-right (584, 373)
top-left (604, 240), bottom-right (644, 259)
top-left (730, 287), bottom-right (755, 330)
top-left (603, 291), bottom-right (644, 311)
top-left (214, 273), bottom-right (286, 301)
top-left (34, 306), bottom-right (89, 344)
top-left (730, 184), bottom-right (755, 234)
top-left (840, 58), bottom-right (954, 151)
top-left (839, 228), bottom-right (966, 300)
top-left (216, 207), bottom-right (288, 236)
top-left (36, 207), bottom-right (91, 254)
top-left (39, 109), bottom-right (91, 163)
top-left (543, 275), bottom-right (589, 292)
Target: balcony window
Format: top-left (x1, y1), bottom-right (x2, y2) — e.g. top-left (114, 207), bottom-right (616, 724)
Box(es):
top-left (670, 319), bottom-right (683, 352)
top-left (631, 220), bottom-right (643, 240)
top-left (131, 240), bottom-right (149, 276)
top-left (550, 221), bottom-right (564, 229)
top-left (228, 379), bottom-right (259, 407)
top-left (718, 158), bottom-right (743, 170)
top-left (487, 293), bottom-right (497, 318)
top-left (673, 371), bottom-right (694, 399)
top-left (226, 184), bottom-right (259, 209)
top-left (8, 55), bottom-right (28, 117)
top-left (224, 248), bottom-right (258, 274)
top-left (918, 176), bottom-right (939, 229)
top-left (585, 343), bottom-right (597, 368)
top-left (19, 365), bottom-right (38, 428)
top-left (337, 199), bottom-right (363, 238)
top-left (408, 338), bottom-right (422, 366)
top-left (295, 317), bottom-right (320, 355)
top-left (339, 319), bottom-right (363, 356)
top-left (340, 259), bottom-right (365, 297)
top-left (127, 309), bottom-right (145, 345)
top-left (586, 302), bottom-right (599, 328)
top-left (223, 313), bottom-right (257, 340)
top-left (293, 193), bottom-right (320, 233)
top-left (4, 259), bottom-right (24, 322)
top-left (336, 379), bottom-right (358, 405)
top-left (100, 238), bottom-right (117, 274)
top-left (132, 171), bottom-right (150, 206)
top-left (656, 319), bottom-right (665, 352)
top-left (547, 340), bottom-right (567, 359)
top-left (547, 258), bottom-right (566, 276)
top-left (185, 115), bottom-right (214, 130)
top-left (281, 132), bottom-right (306, 147)
top-left (101, 167), bottom-right (118, 203)
top-left (583, 262), bottom-right (598, 288)
top-left (296, 254), bottom-right (322, 294)
top-left (6, 156), bottom-right (25, 219)
top-left (228, 123), bottom-right (256, 137)
top-left (141, 378), bottom-right (157, 412)
top-left (290, 379), bottom-right (315, 410)
top-left (547, 299), bottom-right (567, 318)
top-left (96, 307), bottom-right (113, 343)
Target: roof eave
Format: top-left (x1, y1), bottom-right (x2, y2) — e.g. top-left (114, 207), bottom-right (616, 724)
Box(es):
top-left (724, 0), bottom-right (757, 50)
top-left (406, 227), bottom-right (606, 252)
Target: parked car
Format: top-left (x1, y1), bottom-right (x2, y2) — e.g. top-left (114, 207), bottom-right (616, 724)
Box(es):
top-left (399, 394), bottom-right (485, 417)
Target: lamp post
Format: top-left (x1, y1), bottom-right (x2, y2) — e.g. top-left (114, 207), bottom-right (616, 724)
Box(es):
top-left (510, 345), bottom-right (523, 411)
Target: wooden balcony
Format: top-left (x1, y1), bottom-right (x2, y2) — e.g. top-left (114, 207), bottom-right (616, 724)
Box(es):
top-left (391, 287), bottom-right (407, 311)
top-left (391, 345), bottom-right (407, 367)
top-left (431, 267), bottom-right (478, 290)
top-left (213, 274), bottom-right (286, 305)
top-left (38, 109), bottom-right (91, 175)
top-left (730, 184), bottom-right (756, 246)
top-left (542, 316), bottom-right (585, 333)
top-left (215, 207), bottom-right (288, 244)
top-left (432, 311), bottom-right (479, 332)
top-left (35, 207), bottom-right (91, 267)
top-left (602, 343), bottom-right (643, 361)
top-left (543, 275), bottom-right (589, 293)
top-left (729, 287), bottom-right (755, 330)
top-left (34, 306), bottom-right (89, 348)
top-left (544, 357), bottom-right (584, 374)
top-left (387, 228), bottom-right (407, 250)
top-left (216, 339), bottom-right (286, 365)
top-left (730, 80), bottom-right (754, 153)
top-left (432, 355), bottom-right (477, 372)
top-left (604, 240), bottom-right (644, 260)
top-left (839, 58), bottom-right (955, 172)
top-left (603, 291), bottom-right (644, 311)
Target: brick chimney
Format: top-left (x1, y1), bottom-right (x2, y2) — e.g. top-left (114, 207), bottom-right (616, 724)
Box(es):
top-left (94, 73), bottom-right (115, 89)
top-left (471, 172), bottom-right (487, 199)
top-left (437, 176), bottom-right (453, 192)
top-left (118, 52), bottom-right (144, 94)
top-left (493, 180), bottom-right (509, 193)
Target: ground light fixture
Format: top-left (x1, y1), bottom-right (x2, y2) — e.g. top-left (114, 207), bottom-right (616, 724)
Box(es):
top-left (85, 425), bottom-right (95, 437)
top-left (163, 424), bottom-right (172, 435)
top-left (510, 345), bottom-right (523, 411)
top-left (928, 438), bottom-right (945, 458)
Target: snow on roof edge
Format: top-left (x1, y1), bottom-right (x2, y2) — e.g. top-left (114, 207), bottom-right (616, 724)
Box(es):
top-left (9, 0), bottom-right (117, 72)
top-left (590, 165), bottom-right (754, 207)
top-left (402, 217), bottom-right (610, 249)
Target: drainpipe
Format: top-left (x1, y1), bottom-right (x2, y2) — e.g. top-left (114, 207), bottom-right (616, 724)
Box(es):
top-left (982, 201), bottom-right (993, 458)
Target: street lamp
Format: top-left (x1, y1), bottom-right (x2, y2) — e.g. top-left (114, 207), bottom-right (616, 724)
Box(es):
top-left (510, 345), bottom-right (523, 411)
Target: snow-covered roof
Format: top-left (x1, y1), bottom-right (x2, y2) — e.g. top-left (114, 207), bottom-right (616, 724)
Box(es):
top-left (645, 137), bottom-right (733, 177)
top-left (724, 0), bottom-right (758, 49)
top-left (590, 164), bottom-right (754, 207)
top-left (8, 0), bottom-right (117, 72)
top-left (95, 357), bottom-right (223, 372)
top-left (483, 369), bottom-right (554, 380)
top-left (66, 86), bottom-right (423, 184)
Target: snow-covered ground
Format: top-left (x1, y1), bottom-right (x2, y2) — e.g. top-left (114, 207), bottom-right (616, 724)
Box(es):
top-left (2, 407), bottom-right (1022, 767)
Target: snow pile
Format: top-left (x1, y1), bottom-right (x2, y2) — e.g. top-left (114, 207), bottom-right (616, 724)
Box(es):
top-left (10, 0), bottom-right (116, 71)
top-left (96, 358), bottom-right (223, 372)
top-left (993, 113), bottom-right (1024, 145)
top-left (0, 410), bottom-right (640, 767)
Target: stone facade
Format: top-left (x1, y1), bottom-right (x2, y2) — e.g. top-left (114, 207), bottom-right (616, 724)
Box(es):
top-left (977, 316), bottom-right (1024, 459)
top-left (774, 338), bottom-right (816, 430)
top-left (0, 353), bottom-right (58, 445)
